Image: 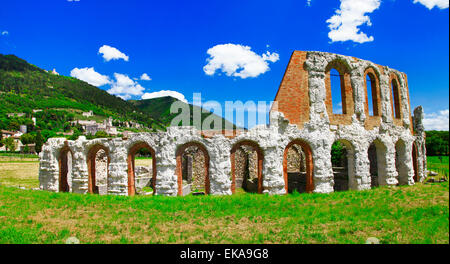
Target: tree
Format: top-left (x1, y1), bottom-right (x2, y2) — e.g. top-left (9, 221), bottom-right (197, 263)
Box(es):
top-left (2, 137), bottom-right (16, 152)
top-left (94, 130), bottom-right (108, 138)
top-left (69, 127), bottom-right (81, 140)
top-left (35, 130), bottom-right (44, 153)
top-left (20, 133), bottom-right (35, 145)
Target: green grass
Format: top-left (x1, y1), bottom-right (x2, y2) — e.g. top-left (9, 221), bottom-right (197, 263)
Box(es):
top-left (427, 156), bottom-right (449, 180)
top-left (0, 182), bottom-right (447, 244)
top-left (0, 153), bottom-right (39, 159)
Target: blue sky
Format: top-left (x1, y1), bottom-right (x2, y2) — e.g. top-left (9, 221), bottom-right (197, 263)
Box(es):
top-left (0, 0), bottom-right (448, 130)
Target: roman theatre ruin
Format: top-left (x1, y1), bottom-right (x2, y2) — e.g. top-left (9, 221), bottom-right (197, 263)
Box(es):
top-left (39, 51), bottom-right (427, 196)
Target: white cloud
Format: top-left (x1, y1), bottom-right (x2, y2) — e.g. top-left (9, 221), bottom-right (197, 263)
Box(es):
top-left (326, 0), bottom-right (381, 43)
top-left (70, 67), bottom-right (111, 87)
top-left (117, 94), bottom-right (131, 100)
top-left (107, 73), bottom-right (145, 98)
top-left (1, 31), bottom-right (8, 36)
top-left (98, 45), bottom-right (129, 62)
top-left (203, 44), bottom-right (280, 79)
top-left (140, 73), bottom-right (151, 81)
top-left (423, 109), bottom-right (449, 131)
top-left (413, 0), bottom-right (449, 9)
top-left (141, 90), bottom-right (188, 103)
top-left (306, 0), bottom-right (312, 7)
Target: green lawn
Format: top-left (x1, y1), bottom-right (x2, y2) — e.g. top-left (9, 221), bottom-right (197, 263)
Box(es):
top-left (427, 156), bottom-right (449, 180)
top-left (0, 182), bottom-right (447, 244)
top-left (0, 155), bottom-right (448, 244)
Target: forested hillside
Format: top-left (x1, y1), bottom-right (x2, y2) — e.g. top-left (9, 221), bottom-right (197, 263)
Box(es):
top-left (130, 96), bottom-right (236, 129)
top-left (0, 54), bottom-right (236, 149)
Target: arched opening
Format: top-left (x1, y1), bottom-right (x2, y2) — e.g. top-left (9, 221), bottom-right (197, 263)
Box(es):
top-left (368, 140), bottom-right (387, 188)
top-left (87, 144), bottom-right (110, 195)
top-left (365, 72), bottom-right (379, 116)
top-left (176, 142), bottom-right (210, 196)
top-left (368, 143), bottom-right (378, 188)
top-left (58, 146), bottom-right (73, 193)
top-left (283, 140), bottom-right (314, 194)
top-left (329, 68), bottom-right (344, 114)
top-left (230, 141), bottom-right (263, 194)
top-left (331, 140), bottom-right (355, 191)
top-left (412, 142), bottom-right (419, 183)
top-left (127, 142), bottom-right (156, 196)
top-left (391, 78), bottom-right (401, 119)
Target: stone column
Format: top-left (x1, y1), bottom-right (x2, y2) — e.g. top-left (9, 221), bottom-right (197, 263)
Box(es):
top-left (352, 147), bottom-right (371, 190)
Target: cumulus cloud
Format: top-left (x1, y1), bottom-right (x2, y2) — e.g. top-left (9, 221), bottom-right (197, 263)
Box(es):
top-left (326, 0), bottom-right (381, 43)
top-left (413, 0), bottom-right (449, 9)
top-left (98, 45), bottom-right (129, 62)
top-left (70, 67), bottom-right (111, 87)
top-left (140, 73), bottom-right (151, 81)
top-left (141, 90), bottom-right (188, 103)
top-left (423, 109), bottom-right (449, 131)
top-left (107, 73), bottom-right (145, 98)
top-left (1, 31), bottom-right (8, 36)
top-left (203, 44), bottom-right (280, 79)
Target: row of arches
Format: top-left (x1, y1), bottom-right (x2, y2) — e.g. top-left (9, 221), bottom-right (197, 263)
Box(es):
top-left (326, 61), bottom-right (403, 121)
top-left (57, 138), bottom-right (420, 196)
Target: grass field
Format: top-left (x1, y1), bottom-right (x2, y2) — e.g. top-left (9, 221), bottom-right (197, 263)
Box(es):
top-left (427, 156), bottom-right (449, 180)
top-left (0, 154), bottom-right (448, 244)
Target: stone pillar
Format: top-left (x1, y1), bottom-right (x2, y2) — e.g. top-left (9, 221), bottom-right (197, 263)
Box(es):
top-left (155, 144), bottom-right (178, 196)
top-left (38, 141), bottom-right (59, 192)
top-left (71, 148), bottom-right (89, 194)
top-left (379, 142), bottom-right (398, 186)
top-left (352, 147), bottom-right (371, 190)
top-left (262, 146), bottom-right (286, 195)
top-left (312, 139), bottom-right (334, 194)
top-left (107, 143), bottom-right (128, 196)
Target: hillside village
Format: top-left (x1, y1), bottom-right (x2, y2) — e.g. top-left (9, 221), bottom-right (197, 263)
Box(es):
top-left (0, 109), bottom-right (143, 153)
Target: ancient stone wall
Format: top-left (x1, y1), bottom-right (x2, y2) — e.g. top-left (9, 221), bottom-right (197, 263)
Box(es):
top-left (39, 51), bottom-right (427, 196)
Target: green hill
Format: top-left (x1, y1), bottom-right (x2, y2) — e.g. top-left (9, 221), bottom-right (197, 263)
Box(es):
top-left (0, 54), bottom-right (235, 139)
top-left (130, 96), bottom-right (236, 130)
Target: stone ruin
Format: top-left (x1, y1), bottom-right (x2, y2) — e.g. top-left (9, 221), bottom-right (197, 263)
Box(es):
top-left (39, 50), bottom-right (427, 196)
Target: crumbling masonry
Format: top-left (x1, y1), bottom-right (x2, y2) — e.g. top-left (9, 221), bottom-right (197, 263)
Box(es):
top-left (39, 51), bottom-right (427, 196)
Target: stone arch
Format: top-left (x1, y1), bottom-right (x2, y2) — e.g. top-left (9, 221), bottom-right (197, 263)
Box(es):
top-left (412, 141), bottom-right (419, 183)
top-left (331, 139), bottom-right (356, 191)
top-left (283, 139), bottom-right (314, 194)
top-left (86, 144), bottom-right (110, 194)
top-left (364, 67), bottom-right (381, 117)
top-left (390, 73), bottom-right (402, 120)
top-left (325, 59), bottom-right (354, 125)
top-left (368, 139), bottom-right (387, 188)
top-left (127, 142), bottom-right (156, 196)
top-left (58, 144), bottom-right (73, 193)
top-left (230, 140), bottom-right (264, 194)
top-left (176, 142), bottom-right (210, 196)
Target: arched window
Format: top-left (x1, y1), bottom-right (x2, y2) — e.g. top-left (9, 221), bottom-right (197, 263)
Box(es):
top-left (127, 142), bottom-right (156, 196)
top-left (87, 144), bottom-right (110, 195)
top-left (176, 142), bottom-right (210, 196)
top-left (330, 68), bottom-right (344, 114)
top-left (230, 141), bottom-right (263, 194)
top-left (365, 72), bottom-right (379, 116)
top-left (283, 140), bottom-right (314, 194)
top-left (58, 147), bottom-right (73, 193)
top-left (331, 140), bottom-right (355, 191)
top-left (391, 78), bottom-right (401, 119)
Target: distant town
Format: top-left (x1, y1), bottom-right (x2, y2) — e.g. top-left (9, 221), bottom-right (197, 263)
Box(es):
top-left (0, 109), bottom-right (144, 154)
